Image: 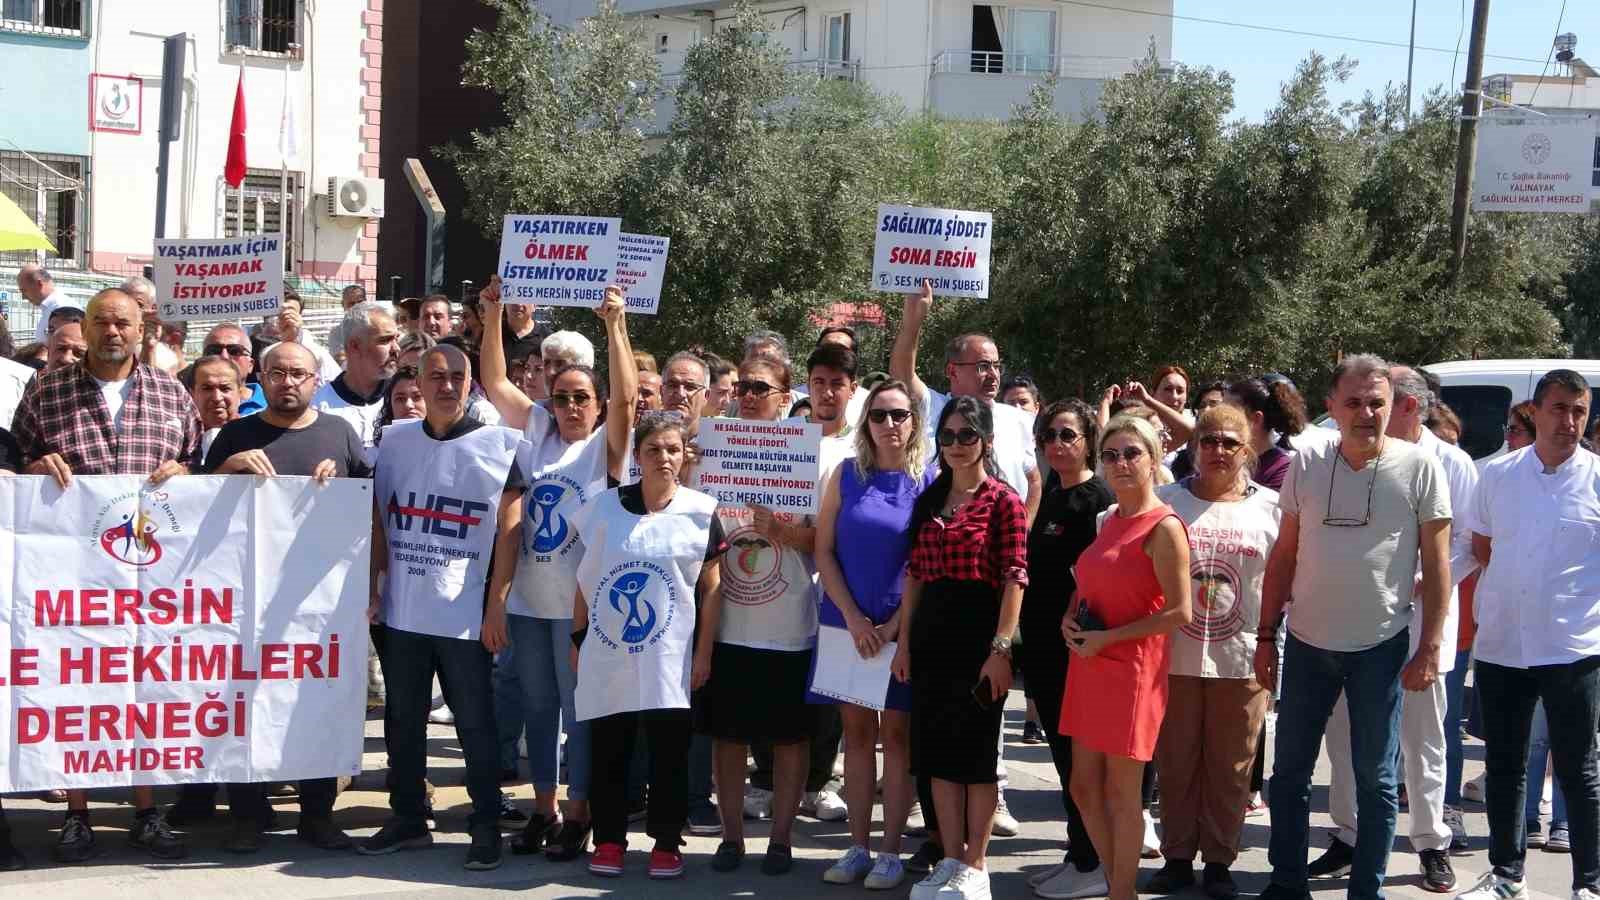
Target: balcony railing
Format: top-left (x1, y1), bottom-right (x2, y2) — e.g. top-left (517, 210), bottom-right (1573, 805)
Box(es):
top-left (931, 50), bottom-right (1171, 81)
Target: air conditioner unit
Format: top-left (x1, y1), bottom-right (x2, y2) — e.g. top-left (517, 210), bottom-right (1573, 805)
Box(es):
top-left (326, 175), bottom-right (385, 219)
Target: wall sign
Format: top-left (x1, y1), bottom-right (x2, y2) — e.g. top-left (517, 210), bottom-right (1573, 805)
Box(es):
top-left (90, 74), bottom-right (144, 135)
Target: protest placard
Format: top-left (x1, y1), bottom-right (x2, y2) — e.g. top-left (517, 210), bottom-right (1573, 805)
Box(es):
top-left (497, 214), bottom-right (622, 309)
top-left (614, 232), bottom-right (670, 315)
top-left (695, 419), bottom-right (822, 517)
top-left (0, 475), bottom-right (370, 791)
top-left (871, 203), bottom-right (993, 299)
top-left (153, 235), bottom-right (284, 322)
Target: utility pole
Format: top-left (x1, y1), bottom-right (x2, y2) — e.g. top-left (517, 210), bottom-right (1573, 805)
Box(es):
top-left (1405, 0), bottom-right (1418, 121)
top-left (1448, 0), bottom-right (1491, 286)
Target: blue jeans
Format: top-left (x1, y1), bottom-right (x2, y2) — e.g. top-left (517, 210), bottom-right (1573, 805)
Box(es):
top-left (507, 615), bottom-right (590, 801)
top-left (494, 643), bottom-right (524, 773)
top-left (1445, 646), bottom-right (1472, 806)
top-left (1527, 700), bottom-right (1570, 827)
top-left (1269, 630), bottom-right (1408, 900)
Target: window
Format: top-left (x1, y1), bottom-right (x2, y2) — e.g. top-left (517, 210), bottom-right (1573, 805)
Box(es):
top-left (0, 150), bottom-right (86, 269)
top-left (824, 13), bottom-right (850, 63)
top-left (656, 33), bottom-right (669, 53)
top-left (221, 168), bottom-right (300, 274)
top-left (1439, 384), bottom-right (1512, 460)
top-left (0, 0), bottom-right (85, 35)
top-left (969, 6), bottom-right (1055, 75)
top-left (226, 0), bottom-right (298, 55)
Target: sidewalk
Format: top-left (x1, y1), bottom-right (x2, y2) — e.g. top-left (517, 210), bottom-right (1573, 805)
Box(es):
top-left (0, 692), bottom-right (1580, 900)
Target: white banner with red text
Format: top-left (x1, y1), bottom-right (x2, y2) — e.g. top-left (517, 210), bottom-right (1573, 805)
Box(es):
top-left (0, 475), bottom-right (370, 791)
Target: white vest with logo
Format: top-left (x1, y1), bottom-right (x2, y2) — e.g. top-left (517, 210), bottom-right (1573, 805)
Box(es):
top-left (375, 419), bottom-right (524, 640)
top-left (572, 486), bottom-right (718, 721)
top-left (511, 411), bottom-right (611, 619)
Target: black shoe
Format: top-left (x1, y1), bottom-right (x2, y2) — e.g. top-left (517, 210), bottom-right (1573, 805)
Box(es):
top-left (356, 820), bottom-right (433, 855)
top-left (164, 789), bottom-right (217, 828)
top-left (296, 816), bottom-right (354, 851)
top-left (498, 793), bottom-right (529, 830)
top-left (905, 839), bottom-right (943, 874)
top-left (1307, 837), bottom-right (1354, 879)
top-left (762, 842), bottom-right (793, 876)
top-left (130, 811), bottom-right (187, 859)
top-left (544, 818), bottom-right (591, 862)
top-left (0, 829), bottom-right (23, 871)
top-left (223, 819), bottom-right (264, 854)
top-left (1257, 885), bottom-right (1314, 900)
top-left (52, 814), bottom-right (96, 863)
top-left (1022, 721), bottom-right (1045, 745)
top-left (1420, 849), bottom-right (1457, 893)
top-left (686, 804), bottom-right (720, 835)
top-left (511, 813), bottom-right (559, 855)
top-left (465, 823), bottom-right (503, 870)
top-left (712, 840), bottom-right (745, 872)
top-left (1203, 863), bottom-right (1238, 900)
top-left (1145, 858), bottom-right (1196, 893)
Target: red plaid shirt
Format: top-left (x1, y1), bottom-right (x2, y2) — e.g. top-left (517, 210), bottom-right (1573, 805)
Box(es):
top-left (909, 477), bottom-right (1030, 588)
top-left (12, 362), bottom-right (202, 476)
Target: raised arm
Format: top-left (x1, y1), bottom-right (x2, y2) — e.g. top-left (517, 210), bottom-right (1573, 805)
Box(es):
top-left (889, 280), bottom-right (933, 405)
top-left (598, 285), bottom-right (638, 480)
top-left (477, 276), bottom-right (537, 431)
top-left (1123, 381), bottom-right (1194, 446)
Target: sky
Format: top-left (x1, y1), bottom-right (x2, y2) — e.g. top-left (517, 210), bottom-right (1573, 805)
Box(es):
top-left (1164, 0), bottom-right (1600, 121)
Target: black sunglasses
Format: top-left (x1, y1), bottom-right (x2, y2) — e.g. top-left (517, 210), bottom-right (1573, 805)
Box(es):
top-left (1099, 446), bottom-right (1146, 465)
top-left (1198, 434), bottom-right (1245, 452)
top-left (204, 343), bottom-right (250, 358)
top-left (867, 408), bottom-right (913, 425)
top-left (938, 427), bottom-right (982, 447)
top-left (1039, 427), bottom-right (1081, 445)
top-left (733, 379), bottom-right (777, 398)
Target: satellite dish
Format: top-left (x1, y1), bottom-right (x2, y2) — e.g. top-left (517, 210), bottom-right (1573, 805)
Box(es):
top-left (340, 179), bottom-right (369, 214)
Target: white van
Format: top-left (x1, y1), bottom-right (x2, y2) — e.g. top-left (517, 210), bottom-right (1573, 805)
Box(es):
top-left (1427, 359), bottom-right (1600, 460)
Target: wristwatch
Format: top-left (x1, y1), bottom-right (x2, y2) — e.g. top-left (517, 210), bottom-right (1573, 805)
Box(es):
top-left (989, 636), bottom-right (1013, 658)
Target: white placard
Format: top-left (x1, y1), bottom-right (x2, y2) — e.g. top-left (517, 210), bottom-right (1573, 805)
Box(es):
top-left (695, 418), bottom-right (823, 517)
top-left (872, 203), bottom-right (993, 298)
top-left (0, 475), bottom-right (370, 790)
top-left (1473, 118), bottom-right (1597, 214)
top-left (615, 232), bottom-right (670, 315)
top-left (153, 235), bottom-right (284, 322)
top-left (496, 214), bottom-right (622, 308)
top-left (809, 625), bottom-right (895, 711)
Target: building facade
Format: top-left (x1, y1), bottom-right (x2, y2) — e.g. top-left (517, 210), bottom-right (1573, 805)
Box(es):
top-left (0, 0), bottom-right (381, 322)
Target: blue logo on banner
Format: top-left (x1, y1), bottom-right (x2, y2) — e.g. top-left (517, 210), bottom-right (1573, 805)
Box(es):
top-left (528, 483), bottom-right (569, 553)
top-left (610, 571), bottom-right (657, 644)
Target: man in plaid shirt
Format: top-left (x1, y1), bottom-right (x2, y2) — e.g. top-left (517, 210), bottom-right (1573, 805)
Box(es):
top-left (10, 287), bottom-right (195, 862)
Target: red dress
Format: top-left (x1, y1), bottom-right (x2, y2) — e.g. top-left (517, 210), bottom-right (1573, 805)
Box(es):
top-left (1060, 504), bottom-right (1183, 761)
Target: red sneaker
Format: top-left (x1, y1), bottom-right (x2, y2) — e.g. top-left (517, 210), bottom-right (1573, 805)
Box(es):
top-left (649, 848), bottom-right (684, 879)
top-left (589, 842), bottom-right (625, 877)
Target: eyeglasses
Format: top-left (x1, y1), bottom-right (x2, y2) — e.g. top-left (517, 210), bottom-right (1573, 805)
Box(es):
top-left (867, 408), bottom-right (913, 425)
top-left (550, 392), bottom-right (594, 408)
top-left (204, 343), bottom-right (250, 358)
top-left (1099, 446), bottom-right (1146, 466)
top-left (264, 368), bottom-right (316, 386)
top-left (1504, 423), bottom-right (1532, 437)
top-left (1323, 454), bottom-right (1379, 527)
top-left (951, 360), bottom-right (1004, 377)
top-left (938, 427), bottom-right (982, 447)
top-left (662, 379), bottom-right (704, 396)
top-left (1039, 427), bottom-right (1081, 445)
top-left (733, 379), bottom-right (777, 398)
top-left (1198, 434), bottom-right (1245, 452)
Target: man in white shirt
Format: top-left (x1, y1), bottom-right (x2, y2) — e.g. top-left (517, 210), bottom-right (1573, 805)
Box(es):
top-left (0, 353), bottom-right (32, 430)
top-left (313, 301), bottom-right (399, 464)
top-left (19, 263), bottom-right (82, 343)
top-left (1255, 353), bottom-right (1452, 900)
top-left (1457, 369), bottom-right (1600, 900)
top-left (1315, 365), bottom-right (1478, 892)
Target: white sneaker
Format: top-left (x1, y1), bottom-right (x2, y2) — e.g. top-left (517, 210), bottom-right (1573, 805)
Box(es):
top-left (910, 858), bottom-right (963, 900)
top-left (807, 789), bottom-right (848, 822)
top-left (1454, 871), bottom-right (1527, 900)
top-left (824, 845), bottom-right (874, 884)
top-left (992, 794), bottom-right (1019, 837)
top-left (905, 800), bottom-right (927, 836)
top-left (743, 785), bottom-right (773, 820)
top-left (936, 864), bottom-right (992, 899)
top-left (865, 853), bottom-right (907, 890)
top-left (1141, 810), bottom-right (1161, 859)
top-left (1029, 861), bottom-right (1072, 888)
top-left (1573, 890), bottom-right (1600, 900)
top-left (1035, 864), bottom-right (1109, 899)
top-left (427, 704), bottom-right (455, 725)
top-left (1462, 773), bottom-right (1486, 804)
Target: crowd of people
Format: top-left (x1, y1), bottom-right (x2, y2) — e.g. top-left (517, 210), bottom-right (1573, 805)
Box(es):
top-left (0, 266), bottom-right (1597, 900)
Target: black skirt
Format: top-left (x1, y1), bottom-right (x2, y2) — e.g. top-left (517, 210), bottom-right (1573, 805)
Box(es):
top-left (909, 578), bottom-right (1004, 785)
top-left (694, 642), bottom-right (818, 745)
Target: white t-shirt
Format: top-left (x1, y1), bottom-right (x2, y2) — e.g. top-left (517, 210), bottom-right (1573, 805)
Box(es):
top-left (93, 375), bottom-right (134, 432)
top-left (0, 356), bottom-right (34, 430)
top-left (1157, 479), bottom-right (1281, 679)
top-left (311, 375), bottom-right (384, 467)
top-left (34, 292), bottom-right (84, 342)
top-left (714, 505), bottom-right (818, 651)
top-left (919, 387), bottom-right (1036, 499)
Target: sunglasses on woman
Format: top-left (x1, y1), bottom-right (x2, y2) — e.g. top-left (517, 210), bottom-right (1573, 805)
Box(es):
top-left (1039, 427), bottom-right (1081, 445)
top-left (1099, 446), bottom-right (1146, 465)
top-left (1197, 434), bottom-right (1244, 452)
top-left (733, 379), bottom-right (777, 398)
top-left (938, 427), bottom-right (982, 447)
top-left (867, 408), bottom-right (913, 425)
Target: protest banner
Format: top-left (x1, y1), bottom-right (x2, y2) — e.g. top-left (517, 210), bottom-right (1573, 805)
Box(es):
top-left (497, 214), bottom-right (622, 309)
top-left (614, 232), bottom-right (670, 315)
top-left (0, 475), bottom-right (370, 791)
top-left (695, 418), bottom-right (822, 517)
top-left (1473, 117), bottom-right (1597, 214)
top-left (872, 203), bottom-right (993, 299)
top-left (153, 235), bottom-right (284, 322)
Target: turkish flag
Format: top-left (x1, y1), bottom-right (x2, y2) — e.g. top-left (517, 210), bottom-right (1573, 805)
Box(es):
top-left (224, 64), bottom-right (247, 188)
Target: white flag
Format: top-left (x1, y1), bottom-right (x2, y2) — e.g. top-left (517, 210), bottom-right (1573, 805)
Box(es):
top-left (278, 67), bottom-right (298, 165)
